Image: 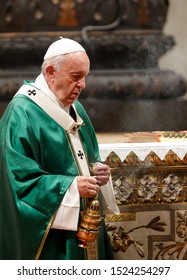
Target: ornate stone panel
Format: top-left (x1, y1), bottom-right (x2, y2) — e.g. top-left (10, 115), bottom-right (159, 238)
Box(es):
top-left (100, 144), bottom-right (187, 259)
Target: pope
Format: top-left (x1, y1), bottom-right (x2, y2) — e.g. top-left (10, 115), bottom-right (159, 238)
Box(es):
top-left (0, 37), bottom-right (119, 260)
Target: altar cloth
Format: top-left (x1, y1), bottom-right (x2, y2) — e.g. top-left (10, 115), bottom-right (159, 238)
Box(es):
top-left (99, 142), bottom-right (187, 161)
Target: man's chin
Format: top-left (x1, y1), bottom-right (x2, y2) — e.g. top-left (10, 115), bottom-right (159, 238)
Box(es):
top-left (66, 98), bottom-right (78, 106)
top-left (72, 96), bottom-right (79, 103)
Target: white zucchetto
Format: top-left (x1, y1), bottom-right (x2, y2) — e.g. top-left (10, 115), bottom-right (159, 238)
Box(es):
top-left (43, 37), bottom-right (85, 60)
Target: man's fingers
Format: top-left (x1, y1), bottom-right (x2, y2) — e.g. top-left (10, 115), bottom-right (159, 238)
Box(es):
top-left (77, 175), bottom-right (100, 197)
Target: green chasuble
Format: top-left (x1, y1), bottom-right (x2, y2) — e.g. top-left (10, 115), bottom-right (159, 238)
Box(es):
top-left (0, 86), bottom-right (113, 260)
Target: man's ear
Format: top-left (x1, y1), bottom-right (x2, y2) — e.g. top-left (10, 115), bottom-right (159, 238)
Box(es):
top-left (45, 65), bottom-right (55, 79)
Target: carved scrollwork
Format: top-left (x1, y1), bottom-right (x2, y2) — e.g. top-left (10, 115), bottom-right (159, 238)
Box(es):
top-left (111, 172), bottom-right (186, 205)
top-left (153, 211), bottom-right (187, 260)
top-left (103, 150), bottom-right (187, 206)
top-left (176, 211), bottom-right (187, 239)
top-left (106, 215), bottom-right (166, 258)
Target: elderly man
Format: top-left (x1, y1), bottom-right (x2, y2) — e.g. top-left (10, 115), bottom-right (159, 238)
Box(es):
top-left (0, 37), bottom-right (119, 260)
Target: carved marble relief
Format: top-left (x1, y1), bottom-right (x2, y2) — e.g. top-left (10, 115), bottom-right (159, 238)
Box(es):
top-left (104, 151), bottom-right (187, 260)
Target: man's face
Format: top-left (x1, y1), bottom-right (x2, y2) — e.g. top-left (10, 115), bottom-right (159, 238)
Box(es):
top-left (46, 52), bottom-right (90, 107)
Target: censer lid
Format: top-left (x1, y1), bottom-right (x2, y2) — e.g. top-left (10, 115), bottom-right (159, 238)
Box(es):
top-left (85, 199), bottom-right (100, 217)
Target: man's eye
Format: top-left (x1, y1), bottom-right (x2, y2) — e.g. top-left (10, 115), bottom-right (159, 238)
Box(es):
top-left (70, 74), bottom-right (84, 81)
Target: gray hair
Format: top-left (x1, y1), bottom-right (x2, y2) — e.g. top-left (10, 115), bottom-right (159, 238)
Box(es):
top-left (41, 54), bottom-right (66, 76)
top-left (41, 51), bottom-right (87, 76)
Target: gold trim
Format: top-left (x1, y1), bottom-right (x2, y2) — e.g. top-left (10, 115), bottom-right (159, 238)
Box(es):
top-left (105, 212), bottom-right (136, 223)
top-left (86, 240), bottom-right (98, 260)
top-left (34, 215), bottom-right (55, 260)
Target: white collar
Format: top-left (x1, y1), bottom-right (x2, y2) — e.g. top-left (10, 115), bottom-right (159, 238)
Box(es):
top-left (33, 73), bottom-right (69, 113)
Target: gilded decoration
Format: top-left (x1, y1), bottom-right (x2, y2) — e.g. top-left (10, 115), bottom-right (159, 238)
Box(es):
top-left (103, 151), bottom-right (187, 206)
top-left (106, 215), bottom-right (166, 258)
top-left (57, 0), bottom-right (78, 27)
top-left (152, 210), bottom-right (187, 260)
top-left (102, 148), bottom-right (187, 259)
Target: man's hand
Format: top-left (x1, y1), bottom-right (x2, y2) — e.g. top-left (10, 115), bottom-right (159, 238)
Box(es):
top-left (77, 176), bottom-right (100, 198)
top-left (92, 163), bottom-right (110, 186)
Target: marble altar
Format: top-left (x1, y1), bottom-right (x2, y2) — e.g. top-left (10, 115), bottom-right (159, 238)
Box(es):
top-left (99, 142), bottom-right (187, 260)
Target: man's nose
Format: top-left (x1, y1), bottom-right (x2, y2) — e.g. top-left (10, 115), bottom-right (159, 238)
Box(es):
top-left (77, 77), bottom-right (86, 89)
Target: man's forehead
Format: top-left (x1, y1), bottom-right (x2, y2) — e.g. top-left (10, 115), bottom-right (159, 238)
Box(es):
top-left (63, 53), bottom-right (90, 71)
